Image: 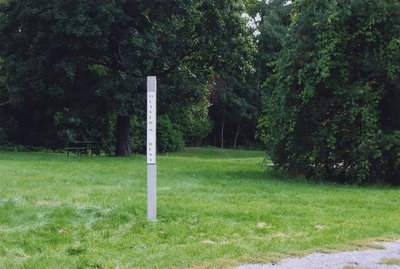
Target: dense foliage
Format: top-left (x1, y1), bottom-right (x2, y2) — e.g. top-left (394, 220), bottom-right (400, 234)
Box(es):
top-left (258, 0), bottom-right (400, 184)
top-left (2, 0), bottom-right (399, 185)
top-left (0, 0), bottom-right (259, 155)
top-left (206, 25), bottom-right (260, 149)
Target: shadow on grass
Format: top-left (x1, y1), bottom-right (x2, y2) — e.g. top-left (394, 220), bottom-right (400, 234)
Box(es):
top-left (163, 147), bottom-right (265, 160)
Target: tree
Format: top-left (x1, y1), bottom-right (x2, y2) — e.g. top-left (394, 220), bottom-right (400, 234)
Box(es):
top-left (0, 0), bottom-right (121, 147)
top-left (208, 71), bottom-right (260, 149)
top-left (258, 0), bottom-right (400, 184)
top-left (0, 0), bottom-right (255, 154)
top-left (206, 0), bottom-right (261, 149)
top-left (257, 0), bottom-right (291, 88)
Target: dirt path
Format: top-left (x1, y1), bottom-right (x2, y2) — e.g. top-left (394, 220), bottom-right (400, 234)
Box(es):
top-left (236, 240), bottom-right (400, 269)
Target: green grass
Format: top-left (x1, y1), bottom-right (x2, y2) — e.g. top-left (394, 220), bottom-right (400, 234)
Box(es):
top-left (0, 147), bottom-right (400, 268)
top-left (380, 258), bottom-right (400, 265)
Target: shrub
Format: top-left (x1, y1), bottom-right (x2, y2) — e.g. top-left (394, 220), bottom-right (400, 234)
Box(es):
top-left (130, 114), bottom-right (185, 154)
top-left (130, 116), bottom-right (146, 154)
top-left (179, 97), bottom-right (213, 147)
top-left (259, 0), bottom-right (400, 185)
top-left (157, 115), bottom-right (184, 153)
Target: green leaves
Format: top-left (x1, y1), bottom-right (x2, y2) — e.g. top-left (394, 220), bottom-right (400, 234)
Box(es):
top-left (258, 0), bottom-right (400, 184)
top-left (0, 0), bottom-right (258, 152)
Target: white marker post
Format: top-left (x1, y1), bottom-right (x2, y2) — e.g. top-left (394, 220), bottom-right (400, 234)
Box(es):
top-left (147, 76), bottom-right (157, 221)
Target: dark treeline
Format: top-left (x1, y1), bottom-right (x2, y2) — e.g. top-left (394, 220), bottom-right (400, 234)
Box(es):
top-left (1, 0), bottom-right (399, 185)
top-left (0, 0), bottom-right (261, 155)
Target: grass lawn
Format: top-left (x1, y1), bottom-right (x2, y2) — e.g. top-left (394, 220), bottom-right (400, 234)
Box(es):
top-left (0, 147), bottom-right (399, 268)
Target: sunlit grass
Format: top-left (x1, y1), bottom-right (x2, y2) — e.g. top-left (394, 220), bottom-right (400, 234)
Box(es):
top-left (380, 258), bottom-right (400, 265)
top-left (0, 147), bottom-right (399, 268)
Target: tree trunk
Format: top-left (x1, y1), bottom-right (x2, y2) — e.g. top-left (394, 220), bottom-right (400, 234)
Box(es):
top-left (233, 119), bottom-right (241, 148)
top-left (214, 127), bottom-right (217, 147)
top-left (220, 109), bottom-right (225, 149)
top-left (115, 115), bottom-right (131, 156)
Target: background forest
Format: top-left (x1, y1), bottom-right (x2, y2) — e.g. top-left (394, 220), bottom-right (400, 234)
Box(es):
top-left (1, 0), bottom-right (399, 185)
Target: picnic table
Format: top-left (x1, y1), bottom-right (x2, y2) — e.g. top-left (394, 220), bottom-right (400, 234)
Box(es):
top-left (65, 141), bottom-right (102, 156)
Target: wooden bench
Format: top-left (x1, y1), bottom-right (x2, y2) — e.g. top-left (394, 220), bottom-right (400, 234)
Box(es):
top-left (64, 146), bottom-right (88, 156)
top-left (65, 141), bottom-right (101, 156)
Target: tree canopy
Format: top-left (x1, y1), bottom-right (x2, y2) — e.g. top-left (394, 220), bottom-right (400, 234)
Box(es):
top-left (258, 0), bottom-right (400, 184)
top-left (0, 0), bottom-right (259, 154)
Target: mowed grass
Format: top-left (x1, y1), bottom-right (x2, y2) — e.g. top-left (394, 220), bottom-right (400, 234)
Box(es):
top-left (0, 148), bottom-right (400, 268)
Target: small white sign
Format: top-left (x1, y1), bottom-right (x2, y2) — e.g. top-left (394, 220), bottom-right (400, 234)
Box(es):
top-left (147, 77), bottom-right (156, 164)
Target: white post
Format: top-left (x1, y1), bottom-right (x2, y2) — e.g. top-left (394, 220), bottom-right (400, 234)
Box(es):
top-left (147, 76), bottom-right (157, 221)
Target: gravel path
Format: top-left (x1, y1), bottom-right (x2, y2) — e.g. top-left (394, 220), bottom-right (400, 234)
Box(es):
top-left (236, 240), bottom-right (400, 269)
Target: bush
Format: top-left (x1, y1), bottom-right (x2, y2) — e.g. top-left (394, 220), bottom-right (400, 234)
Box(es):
top-left (130, 116), bottom-right (146, 154)
top-left (130, 114), bottom-right (185, 154)
top-left (157, 115), bottom-right (184, 153)
top-left (179, 98), bottom-right (213, 147)
top-left (259, 0), bottom-right (400, 185)
top-left (0, 144), bottom-right (61, 153)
